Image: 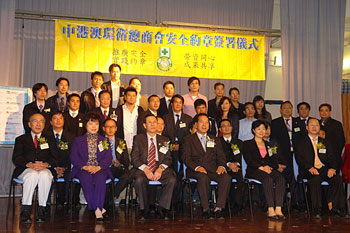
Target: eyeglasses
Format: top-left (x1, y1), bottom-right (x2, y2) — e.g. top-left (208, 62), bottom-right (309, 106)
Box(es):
top-left (104, 126), bottom-right (117, 129)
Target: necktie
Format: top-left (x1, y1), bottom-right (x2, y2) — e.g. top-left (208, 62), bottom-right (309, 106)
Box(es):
top-left (148, 138), bottom-right (156, 172)
top-left (167, 99), bottom-right (171, 110)
top-left (312, 138), bottom-right (322, 169)
top-left (39, 105), bottom-right (43, 112)
top-left (201, 136), bottom-right (206, 152)
top-left (285, 118), bottom-right (293, 151)
top-left (55, 133), bottom-right (60, 147)
top-left (285, 119), bottom-right (292, 132)
top-left (60, 98), bottom-right (65, 112)
top-left (111, 141), bottom-right (116, 162)
top-left (175, 114), bottom-right (180, 126)
top-left (104, 110), bottom-right (107, 119)
top-left (34, 135), bottom-right (38, 149)
top-left (301, 119), bottom-right (306, 126)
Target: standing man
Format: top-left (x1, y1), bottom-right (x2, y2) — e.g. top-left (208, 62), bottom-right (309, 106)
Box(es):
top-left (158, 81), bottom-right (175, 117)
top-left (92, 90), bottom-right (117, 133)
top-left (125, 77), bottom-right (148, 111)
top-left (80, 71), bottom-right (104, 113)
top-left (228, 87), bottom-right (245, 119)
top-left (208, 83), bottom-right (224, 119)
top-left (295, 102), bottom-right (311, 137)
top-left (131, 114), bottom-right (176, 220)
top-left (13, 113), bottom-right (58, 223)
top-left (137, 95), bottom-right (160, 134)
top-left (183, 113), bottom-right (231, 219)
top-left (238, 102), bottom-right (257, 141)
top-left (47, 77), bottom-right (70, 112)
top-left (23, 83), bottom-right (51, 133)
top-left (182, 77), bottom-right (208, 118)
top-left (319, 103), bottom-right (345, 171)
top-left (63, 93), bottom-right (86, 137)
top-left (101, 63), bottom-right (127, 108)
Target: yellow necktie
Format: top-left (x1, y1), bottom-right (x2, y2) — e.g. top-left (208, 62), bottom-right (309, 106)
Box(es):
top-left (312, 137), bottom-right (322, 169)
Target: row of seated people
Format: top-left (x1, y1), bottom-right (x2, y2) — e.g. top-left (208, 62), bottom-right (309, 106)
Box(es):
top-left (13, 109), bottom-right (347, 223)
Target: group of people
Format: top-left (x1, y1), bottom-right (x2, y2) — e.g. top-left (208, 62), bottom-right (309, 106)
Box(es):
top-left (12, 63), bottom-right (347, 224)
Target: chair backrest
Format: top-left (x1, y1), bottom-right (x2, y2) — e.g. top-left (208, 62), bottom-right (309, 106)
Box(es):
top-left (293, 154), bottom-right (299, 181)
top-left (241, 156), bottom-right (247, 178)
top-left (183, 163), bottom-right (187, 179)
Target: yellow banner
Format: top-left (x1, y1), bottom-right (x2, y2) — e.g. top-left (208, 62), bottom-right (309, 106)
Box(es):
top-left (55, 19), bottom-right (265, 80)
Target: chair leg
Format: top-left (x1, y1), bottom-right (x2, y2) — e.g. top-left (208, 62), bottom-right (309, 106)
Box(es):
top-left (227, 195), bottom-right (232, 218)
top-left (70, 180), bottom-right (73, 219)
top-left (111, 181), bottom-right (115, 217)
top-left (247, 182), bottom-right (253, 218)
top-left (188, 182), bottom-right (193, 219)
top-left (6, 181), bottom-right (13, 219)
top-left (302, 182), bottom-right (310, 217)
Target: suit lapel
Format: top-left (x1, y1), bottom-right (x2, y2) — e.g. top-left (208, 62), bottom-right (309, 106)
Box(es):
top-left (193, 134), bottom-right (206, 154)
top-left (156, 135), bottom-right (164, 163)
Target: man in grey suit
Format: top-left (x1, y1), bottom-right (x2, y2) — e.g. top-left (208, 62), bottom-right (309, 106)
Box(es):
top-left (131, 114), bottom-right (176, 220)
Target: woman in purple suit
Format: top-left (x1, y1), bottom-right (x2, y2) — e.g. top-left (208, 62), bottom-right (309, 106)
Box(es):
top-left (70, 112), bottom-right (112, 221)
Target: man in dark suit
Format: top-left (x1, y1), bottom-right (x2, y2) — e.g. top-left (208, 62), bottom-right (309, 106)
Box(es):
top-left (295, 118), bottom-right (346, 218)
top-left (46, 77), bottom-right (70, 113)
top-left (131, 114), bottom-right (176, 220)
top-left (207, 82), bottom-right (224, 119)
top-left (80, 71), bottom-right (104, 113)
top-left (102, 119), bottom-right (130, 210)
top-left (23, 83), bottom-right (51, 133)
top-left (319, 103), bottom-right (345, 171)
top-left (183, 113), bottom-right (231, 219)
top-left (194, 98), bottom-right (217, 136)
top-left (271, 101), bottom-right (303, 204)
top-left (137, 95), bottom-right (160, 134)
top-left (13, 113), bottom-right (58, 223)
top-left (63, 93), bottom-right (86, 137)
top-left (158, 81), bottom-right (175, 117)
top-left (101, 63), bottom-right (127, 108)
top-left (163, 94), bottom-right (192, 173)
top-left (46, 111), bottom-right (74, 207)
top-left (219, 119), bottom-right (244, 212)
top-left (295, 102), bottom-right (311, 138)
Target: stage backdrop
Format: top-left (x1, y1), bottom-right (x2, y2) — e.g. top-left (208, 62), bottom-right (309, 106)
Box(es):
top-left (55, 19), bottom-right (265, 81)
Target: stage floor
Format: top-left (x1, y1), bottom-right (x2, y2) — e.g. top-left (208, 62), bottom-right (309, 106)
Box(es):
top-left (2, 198), bottom-right (350, 233)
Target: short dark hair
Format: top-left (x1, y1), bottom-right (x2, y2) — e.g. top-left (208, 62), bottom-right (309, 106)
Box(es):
top-left (109, 63), bottom-right (121, 73)
top-left (129, 77), bottom-right (141, 85)
top-left (163, 81), bottom-right (175, 89)
top-left (84, 112), bottom-right (100, 126)
top-left (219, 118), bottom-right (232, 127)
top-left (50, 111), bottom-right (64, 120)
top-left (194, 113), bottom-right (208, 122)
top-left (91, 71), bottom-right (104, 81)
top-left (103, 118), bottom-right (117, 127)
top-left (297, 102), bottom-right (311, 112)
top-left (229, 87), bottom-right (240, 95)
top-left (187, 76), bottom-right (200, 86)
top-left (171, 94), bottom-right (184, 104)
top-left (67, 93), bottom-right (80, 102)
top-left (280, 100), bottom-right (293, 109)
top-left (214, 82), bottom-right (224, 89)
top-left (124, 87), bottom-right (137, 96)
top-left (244, 102), bottom-right (255, 110)
top-left (251, 120), bottom-right (268, 135)
top-left (148, 95), bottom-right (160, 102)
top-left (194, 99), bottom-right (206, 109)
top-left (144, 113), bottom-right (156, 123)
top-left (318, 103), bottom-right (332, 112)
top-left (32, 83), bottom-right (48, 99)
top-left (56, 77), bottom-right (70, 87)
top-left (98, 90), bottom-right (111, 99)
top-left (188, 119), bottom-right (196, 131)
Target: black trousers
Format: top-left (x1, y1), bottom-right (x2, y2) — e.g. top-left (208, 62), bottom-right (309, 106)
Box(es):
top-left (246, 169), bottom-right (285, 208)
top-left (228, 170), bottom-right (244, 206)
top-left (305, 167), bottom-right (346, 212)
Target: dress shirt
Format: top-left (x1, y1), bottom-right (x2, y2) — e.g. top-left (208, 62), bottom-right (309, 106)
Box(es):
top-left (138, 134), bottom-right (168, 171)
top-left (165, 96), bottom-right (171, 109)
top-left (111, 80), bottom-right (121, 108)
top-left (91, 88), bottom-right (101, 107)
top-left (123, 104), bottom-right (138, 149)
top-left (238, 118), bottom-right (256, 141)
top-left (182, 93), bottom-right (208, 118)
top-left (69, 109), bottom-right (79, 118)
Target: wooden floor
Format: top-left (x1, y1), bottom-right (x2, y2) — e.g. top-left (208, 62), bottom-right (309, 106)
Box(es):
top-left (2, 198), bottom-right (350, 233)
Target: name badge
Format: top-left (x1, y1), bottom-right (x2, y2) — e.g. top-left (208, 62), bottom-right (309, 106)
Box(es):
top-left (40, 143), bottom-right (49, 150)
top-left (268, 148), bottom-right (273, 157)
top-left (319, 149), bottom-right (326, 154)
top-left (98, 143), bottom-right (104, 152)
top-left (179, 122), bottom-right (186, 128)
top-left (159, 146), bottom-right (168, 154)
top-left (234, 149), bottom-right (240, 155)
top-left (294, 127), bottom-right (300, 132)
top-left (79, 122), bottom-right (83, 127)
top-left (116, 147), bottom-right (123, 154)
top-left (207, 141), bottom-right (215, 148)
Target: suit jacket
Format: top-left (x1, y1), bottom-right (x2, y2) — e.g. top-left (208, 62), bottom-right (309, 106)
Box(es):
top-left (220, 137), bottom-right (243, 168)
top-left (46, 129), bottom-right (74, 168)
top-left (110, 136), bottom-right (130, 168)
top-left (131, 134), bottom-right (172, 169)
top-left (295, 117), bottom-right (308, 138)
top-left (294, 136), bottom-right (337, 180)
top-left (46, 92), bottom-right (69, 112)
top-left (233, 102), bottom-right (245, 120)
top-left (215, 112), bottom-right (239, 139)
top-left (12, 132), bottom-right (58, 178)
top-left (115, 105), bottom-right (144, 140)
top-left (92, 107), bottom-right (118, 134)
top-left (101, 80), bottom-right (127, 108)
top-left (22, 101), bottom-right (51, 133)
top-left (207, 98), bottom-right (219, 119)
top-left (120, 95), bottom-right (148, 111)
top-left (63, 112), bottom-right (86, 137)
top-left (163, 112), bottom-right (192, 144)
top-left (320, 117), bottom-right (345, 169)
top-left (70, 134), bottom-right (113, 179)
top-left (183, 134), bottom-right (226, 173)
top-left (158, 97), bottom-right (172, 117)
top-left (137, 109), bottom-right (157, 135)
top-left (80, 88), bottom-right (96, 113)
top-left (243, 139), bottom-right (279, 177)
top-left (270, 117), bottom-right (303, 166)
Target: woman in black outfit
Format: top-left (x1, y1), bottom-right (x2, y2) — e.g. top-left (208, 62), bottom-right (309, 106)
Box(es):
top-left (243, 120), bottom-right (286, 219)
top-left (253, 95), bottom-right (272, 124)
top-left (215, 96), bottom-right (239, 138)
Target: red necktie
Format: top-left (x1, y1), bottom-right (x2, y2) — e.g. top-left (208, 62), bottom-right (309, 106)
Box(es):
top-left (148, 138), bottom-right (156, 172)
top-left (34, 135), bottom-right (38, 149)
top-left (104, 110), bottom-right (107, 119)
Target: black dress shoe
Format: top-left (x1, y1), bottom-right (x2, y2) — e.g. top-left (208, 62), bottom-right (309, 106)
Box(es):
top-left (156, 208), bottom-right (169, 220)
top-left (20, 209), bottom-right (32, 224)
top-left (138, 210), bottom-right (147, 221)
top-left (268, 215), bottom-right (278, 220)
top-left (276, 214), bottom-right (286, 220)
top-left (96, 217), bottom-right (103, 222)
top-left (330, 209), bottom-right (346, 218)
top-left (36, 207), bottom-right (46, 223)
top-left (203, 210), bottom-right (214, 220)
top-left (314, 214), bottom-right (322, 219)
top-left (119, 199), bottom-right (126, 206)
top-left (214, 210), bottom-right (225, 220)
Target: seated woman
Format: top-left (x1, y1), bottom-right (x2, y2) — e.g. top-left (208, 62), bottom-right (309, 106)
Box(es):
top-left (70, 112), bottom-right (112, 221)
top-left (243, 120), bottom-right (286, 219)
